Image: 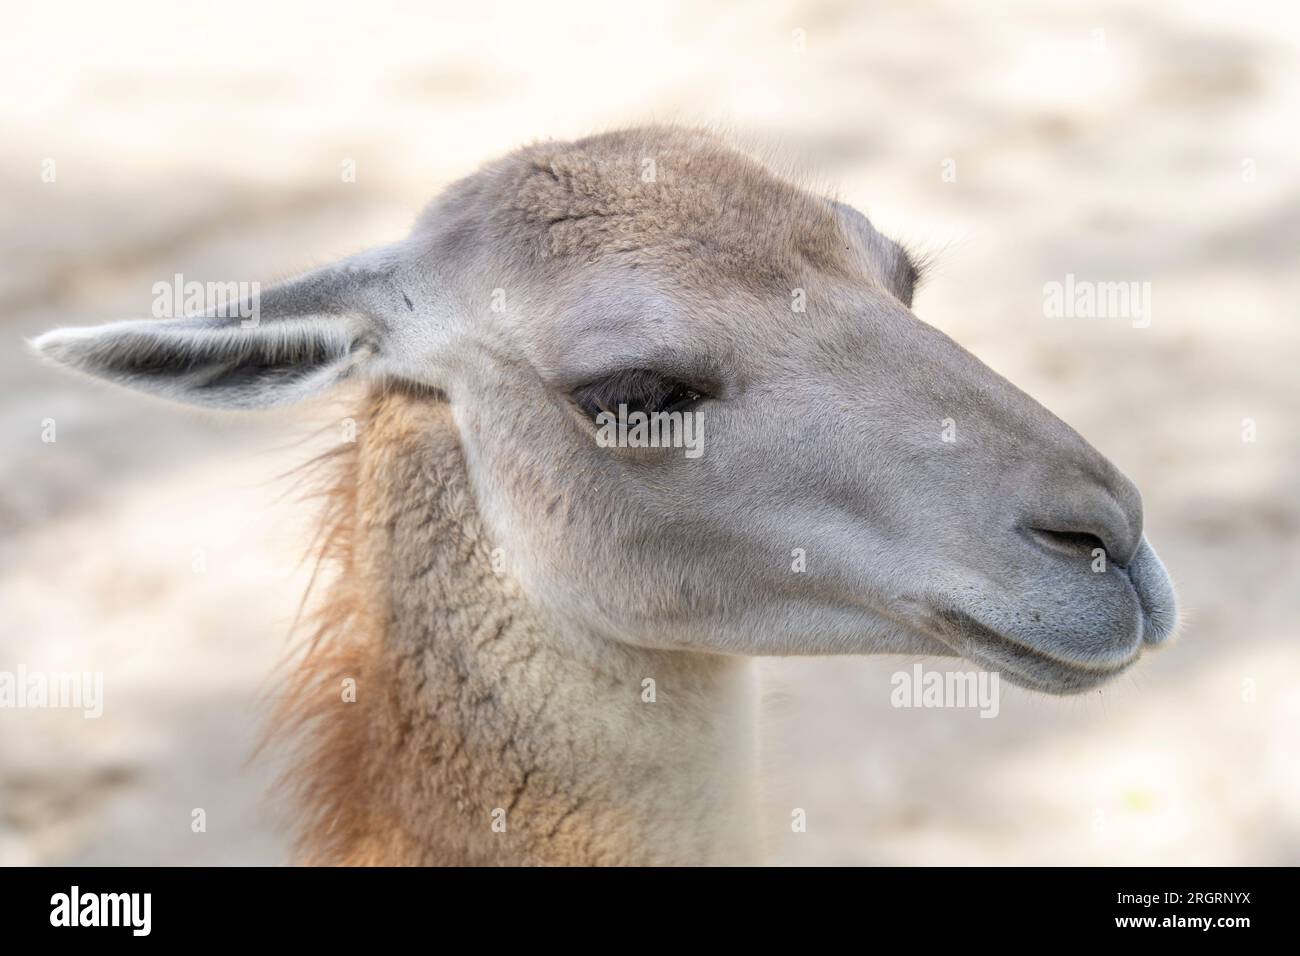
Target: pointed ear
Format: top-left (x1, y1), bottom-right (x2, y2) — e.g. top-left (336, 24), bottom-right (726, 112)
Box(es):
top-left (32, 249), bottom-right (405, 410)
top-left (832, 201), bottom-right (922, 308)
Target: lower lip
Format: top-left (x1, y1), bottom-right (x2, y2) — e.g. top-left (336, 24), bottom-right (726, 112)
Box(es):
top-left (927, 608), bottom-right (1140, 687)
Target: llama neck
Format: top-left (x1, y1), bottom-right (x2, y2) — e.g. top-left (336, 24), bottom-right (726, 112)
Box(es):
top-left (287, 395), bottom-right (759, 865)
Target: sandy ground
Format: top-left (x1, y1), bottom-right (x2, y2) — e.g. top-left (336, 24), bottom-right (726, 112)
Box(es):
top-left (1, 0), bottom-right (1297, 865)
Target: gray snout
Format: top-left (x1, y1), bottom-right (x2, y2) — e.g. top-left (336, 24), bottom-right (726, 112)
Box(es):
top-left (1125, 538), bottom-right (1179, 645)
top-left (1018, 464), bottom-right (1176, 648)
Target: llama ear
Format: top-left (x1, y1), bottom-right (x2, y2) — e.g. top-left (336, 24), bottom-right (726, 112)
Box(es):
top-left (832, 201), bottom-right (921, 308)
top-left (31, 251), bottom-right (404, 410)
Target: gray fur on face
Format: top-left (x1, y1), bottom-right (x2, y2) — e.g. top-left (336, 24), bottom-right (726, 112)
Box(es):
top-left (32, 126), bottom-right (1177, 693)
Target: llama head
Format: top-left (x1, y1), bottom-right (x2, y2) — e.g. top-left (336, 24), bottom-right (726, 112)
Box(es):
top-left (34, 127), bottom-right (1176, 693)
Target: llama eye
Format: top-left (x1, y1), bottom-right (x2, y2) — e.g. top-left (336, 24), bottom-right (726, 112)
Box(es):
top-left (571, 369), bottom-right (708, 421)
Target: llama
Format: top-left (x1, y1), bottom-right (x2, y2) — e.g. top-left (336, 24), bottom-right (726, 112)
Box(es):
top-left (33, 127), bottom-right (1177, 865)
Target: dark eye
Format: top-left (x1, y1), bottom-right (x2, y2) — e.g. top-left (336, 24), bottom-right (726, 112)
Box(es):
top-left (571, 368), bottom-right (708, 421)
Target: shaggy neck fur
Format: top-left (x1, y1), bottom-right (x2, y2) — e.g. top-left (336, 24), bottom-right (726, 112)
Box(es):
top-left (277, 390), bottom-right (759, 865)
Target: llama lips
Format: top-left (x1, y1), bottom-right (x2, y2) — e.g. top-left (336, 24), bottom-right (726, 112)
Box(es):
top-left (1122, 539), bottom-right (1179, 646)
top-left (911, 525), bottom-right (1179, 696)
top-left (948, 618), bottom-right (1140, 695)
top-left (925, 601), bottom-right (1147, 695)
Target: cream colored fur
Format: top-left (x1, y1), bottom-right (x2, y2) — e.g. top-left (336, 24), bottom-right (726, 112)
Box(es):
top-left (281, 393), bottom-right (759, 865)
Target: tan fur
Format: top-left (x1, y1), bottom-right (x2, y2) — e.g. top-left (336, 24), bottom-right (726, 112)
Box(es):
top-left (503, 128), bottom-right (850, 283)
top-left (274, 387), bottom-right (759, 865)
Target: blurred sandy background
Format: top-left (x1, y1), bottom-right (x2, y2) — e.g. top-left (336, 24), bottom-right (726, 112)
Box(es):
top-left (1, 0), bottom-right (1297, 865)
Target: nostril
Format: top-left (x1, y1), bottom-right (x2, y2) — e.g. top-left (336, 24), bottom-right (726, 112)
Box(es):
top-left (1028, 527), bottom-right (1113, 563)
top-left (1021, 473), bottom-right (1143, 567)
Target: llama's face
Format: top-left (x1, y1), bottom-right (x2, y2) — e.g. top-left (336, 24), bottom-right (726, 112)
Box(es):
top-left (33, 128), bottom-right (1177, 693)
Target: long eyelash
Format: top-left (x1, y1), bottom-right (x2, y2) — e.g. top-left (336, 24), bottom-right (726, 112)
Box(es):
top-left (572, 369), bottom-right (704, 418)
